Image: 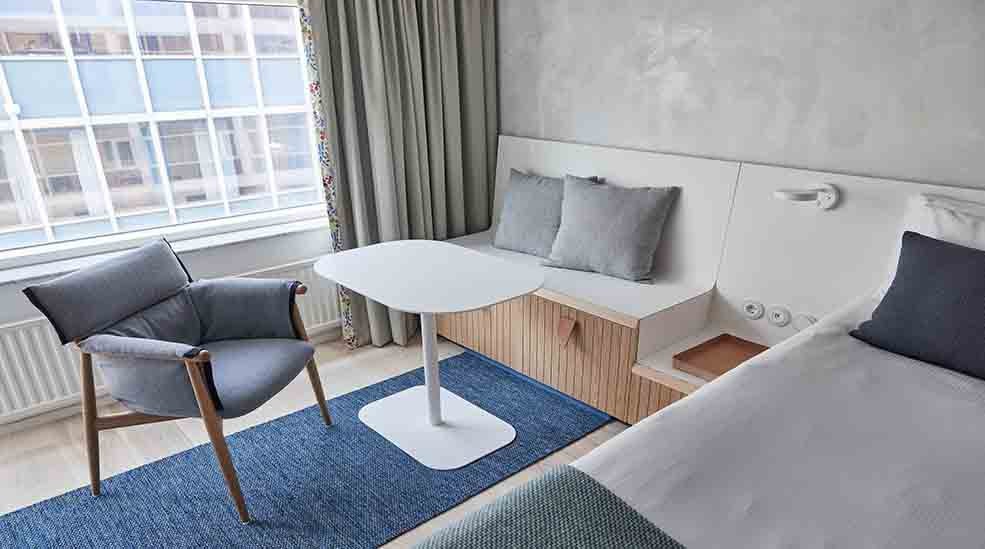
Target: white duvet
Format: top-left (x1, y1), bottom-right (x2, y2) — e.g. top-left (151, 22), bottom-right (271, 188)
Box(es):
top-left (575, 297), bottom-right (985, 549)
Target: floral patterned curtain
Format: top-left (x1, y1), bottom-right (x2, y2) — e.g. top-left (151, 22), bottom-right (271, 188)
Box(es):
top-left (298, 3), bottom-right (356, 348)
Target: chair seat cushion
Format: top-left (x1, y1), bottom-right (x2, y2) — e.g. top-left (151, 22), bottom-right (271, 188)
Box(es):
top-left (207, 338), bottom-right (315, 419)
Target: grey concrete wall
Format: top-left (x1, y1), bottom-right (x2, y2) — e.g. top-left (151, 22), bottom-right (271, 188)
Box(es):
top-left (499, 0), bottom-right (985, 188)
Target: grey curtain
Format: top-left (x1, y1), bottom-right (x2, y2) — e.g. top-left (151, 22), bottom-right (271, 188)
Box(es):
top-left (308, 0), bottom-right (498, 347)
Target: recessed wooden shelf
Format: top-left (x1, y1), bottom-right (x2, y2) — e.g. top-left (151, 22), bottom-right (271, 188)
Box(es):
top-left (672, 333), bottom-right (767, 381)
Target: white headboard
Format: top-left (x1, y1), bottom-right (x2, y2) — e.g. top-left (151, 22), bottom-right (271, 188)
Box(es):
top-left (714, 163), bottom-right (985, 344)
top-left (494, 136), bottom-right (740, 289)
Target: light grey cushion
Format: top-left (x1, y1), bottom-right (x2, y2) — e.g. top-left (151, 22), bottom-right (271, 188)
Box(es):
top-left (102, 290), bottom-right (201, 345)
top-left (493, 171), bottom-right (600, 258)
top-left (493, 169), bottom-right (564, 257)
top-left (188, 278), bottom-right (300, 342)
top-left (91, 353), bottom-right (203, 418)
top-left (79, 334), bottom-right (200, 361)
top-left (82, 333), bottom-right (205, 418)
top-left (208, 338), bottom-right (314, 418)
top-left (23, 239), bottom-right (190, 343)
top-left (546, 177), bottom-right (678, 281)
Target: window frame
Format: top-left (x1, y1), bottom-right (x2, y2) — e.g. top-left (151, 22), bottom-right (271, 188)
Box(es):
top-left (0, 0), bottom-right (323, 263)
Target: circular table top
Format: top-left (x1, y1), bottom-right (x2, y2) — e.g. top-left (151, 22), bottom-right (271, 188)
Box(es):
top-left (313, 240), bottom-right (544, 314)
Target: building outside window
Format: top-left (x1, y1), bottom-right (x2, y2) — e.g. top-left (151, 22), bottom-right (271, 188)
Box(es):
top-left (0, 0), bottom-right (321, 252)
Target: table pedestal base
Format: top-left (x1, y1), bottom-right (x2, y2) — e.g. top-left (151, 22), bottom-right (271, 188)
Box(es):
top-left (358, 386), bottom-right (516, 470)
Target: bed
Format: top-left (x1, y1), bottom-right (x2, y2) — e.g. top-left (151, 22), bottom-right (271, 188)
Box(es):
top-left (417, 295), bottom-right (985, 548)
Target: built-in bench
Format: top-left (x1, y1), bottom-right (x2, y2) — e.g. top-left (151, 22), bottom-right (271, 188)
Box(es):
top-left (439, 136), bottom-right (740, 423)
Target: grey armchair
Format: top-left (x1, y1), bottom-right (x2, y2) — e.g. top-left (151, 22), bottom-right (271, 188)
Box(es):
top-left (23, 238), bottom-right (332, 524)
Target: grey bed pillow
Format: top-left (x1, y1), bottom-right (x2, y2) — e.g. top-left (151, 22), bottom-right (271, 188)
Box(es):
top-left (546, 176), bottom-right (678, 281)
top-left (851, 231), bottom-right (985, 380)
top-left (493, 170), bottom-right (600, 257)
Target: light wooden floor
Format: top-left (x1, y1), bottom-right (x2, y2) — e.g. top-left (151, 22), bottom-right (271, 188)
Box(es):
top-left (0, 337), bottom-right (626, 548)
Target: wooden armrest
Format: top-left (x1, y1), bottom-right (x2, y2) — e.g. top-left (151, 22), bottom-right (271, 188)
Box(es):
top-left (185, 349), bottom-right (212, 363)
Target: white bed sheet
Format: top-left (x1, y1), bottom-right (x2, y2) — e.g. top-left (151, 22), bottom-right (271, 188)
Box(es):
top-left (575, 297), bottom-right (985, 549)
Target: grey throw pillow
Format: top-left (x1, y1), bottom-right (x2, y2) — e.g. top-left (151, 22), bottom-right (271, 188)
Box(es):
top-left (851, 231), bottom-right (985, 380)
top-left (493, 170), bottom-right (600, 257)
top-left (546, 176), bottom-right (678, 281)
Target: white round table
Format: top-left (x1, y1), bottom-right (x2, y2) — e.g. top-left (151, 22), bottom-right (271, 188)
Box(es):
top-left (314, 240), bottom-right (544, 470)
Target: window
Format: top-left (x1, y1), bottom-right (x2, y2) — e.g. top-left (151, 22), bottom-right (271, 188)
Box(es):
top-left (0, 0), bottom-right (321, 252)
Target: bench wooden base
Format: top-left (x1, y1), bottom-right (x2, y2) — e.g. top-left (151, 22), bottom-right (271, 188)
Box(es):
top-left (437, 293), bottom-right (685, 423)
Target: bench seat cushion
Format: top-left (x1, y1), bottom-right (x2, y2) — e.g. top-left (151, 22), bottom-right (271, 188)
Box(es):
top-left (450, 231), bottom-right (706, 320)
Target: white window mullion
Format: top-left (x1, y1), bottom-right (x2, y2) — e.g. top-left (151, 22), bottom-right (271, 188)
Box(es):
top-left (0, 66), bottom-right (54, 242)
top-left (244, 7), bottom-right (280, 207)
top-left (121, 0), bottom-right (179, 224)
top-left (294, 6), bottom-right (322, 198)
top-left (52, 0), bottom-right (121, 233)
top-left (185, 3), bottom-right (232, 216)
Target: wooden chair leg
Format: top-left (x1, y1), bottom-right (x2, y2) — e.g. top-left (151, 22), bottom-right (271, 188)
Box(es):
top-left (291, 292), bottom-right (332, 426)
top-left (306, 359), bottom-right (332, 425)
top-left (186, 356), bottom-right (251, 524)
top-left (80, 352), bottom-right (100, 497)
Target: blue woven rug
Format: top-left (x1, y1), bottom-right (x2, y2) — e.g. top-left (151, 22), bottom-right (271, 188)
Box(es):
top-left (0, 351), bottom-right (609, 549)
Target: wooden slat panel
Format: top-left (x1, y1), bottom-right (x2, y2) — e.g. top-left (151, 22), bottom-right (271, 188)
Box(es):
top-left (637, 379), bottom-right (652, 422)
top-left (589, 314), bottom-right (604, 409)
top-left (532, 297), bottom-right (544, 382)
top-left (564, 309), bottom-right (578, 396)
top-left (606, 323), bottom-right (623, 416)
top-left (596, 320), bottom-right (612, 412)
top-left (571, 311), bottom-right (586, 401)
top-left (518, 297), bottom-right (527, 375)
top-left (627, 365), bottom-right (641, 423)
top-left (614, 327), bottom-right (634, 420)
top-left (436, 292), bottom-right (681, 425)
top-left (647, 382), bottom-right (661, 415)
top-left (544, 301), bottom-right (563, 390)
top-left (488, 305), bottom-right (497, 362)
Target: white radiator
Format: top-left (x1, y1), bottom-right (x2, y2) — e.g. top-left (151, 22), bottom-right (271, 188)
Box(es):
top-left (0, 258), bottom-right (340, 426)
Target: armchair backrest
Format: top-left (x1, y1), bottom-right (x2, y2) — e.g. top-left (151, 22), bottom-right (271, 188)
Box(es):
top-left (24, 239), bottom-right (192, 344)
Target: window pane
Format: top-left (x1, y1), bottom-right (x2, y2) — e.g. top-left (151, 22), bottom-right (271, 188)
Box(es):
top-left (250, 6), bottom-right (297, 54)
top-left (215, 116), bottom-right (267, 198)
top-left (52, 218), bottom-right (113, 241)
top-left (24, 127), bottom-right (107, 224)
top-left (278, 188), bottom-right (320, 208)
top-left (78, 60), bottom-right (144, 114)
top-left (144, 59), bottom-right (203, 111)
top-left (4, 61), bottom-right (80, 118)
top-left (0, 131), bottom-right (42, 231)
top-left (258, 59), bottom-right (304, 106)
top-left (176, 203), bottom-right (223, 223)
top-left (230, 195), bottom-right (272, 214)
top-left (61, 0), bottom-right (131, 55)
top-left (266, 113), bottom-right (315, 191)
top-left (134, 1), bottom-right (192, 55)
top-left (93, 123), bottom-right (168, 217)
top-left (203, 59), bottom-right (255, 108)
top-left (0, 228), bottom-right (46, 250)
top-left (117, 210), bottom-right (170, 231)
top-left (157, 119), bottom-right (222, 208)
top-left (193, 4), bottom-right (247, 55)
top-left (0, 2), bottom-right (62, 55)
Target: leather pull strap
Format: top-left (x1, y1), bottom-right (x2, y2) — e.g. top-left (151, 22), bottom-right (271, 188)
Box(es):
top-left (557, 317), bottom-right (577, 347)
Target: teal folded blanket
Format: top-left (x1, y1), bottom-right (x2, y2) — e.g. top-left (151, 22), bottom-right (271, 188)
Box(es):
top-left (415, 465), bottom-right (684, 549)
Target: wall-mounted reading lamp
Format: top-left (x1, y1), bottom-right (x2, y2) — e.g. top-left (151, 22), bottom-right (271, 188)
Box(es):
top-left (773, 183), bottom-right (840, 210)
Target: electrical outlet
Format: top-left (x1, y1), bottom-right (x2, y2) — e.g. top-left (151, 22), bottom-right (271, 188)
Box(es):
top-left (767, 306), bottom-right (791, 327)
top-left (742, 300), bottom-right (765, 320)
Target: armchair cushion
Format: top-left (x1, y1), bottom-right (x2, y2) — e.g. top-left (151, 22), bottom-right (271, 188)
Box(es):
top-left (79, 334), bottom-right (201, 361)
top-left (189, 278), bottom-right (301, 343)
top-left (207, 338), bottom-right (315, 418)
top-left (23, 239), bottom-right (191, 344)
top-left (101, 290), bottom-right (202, 346)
